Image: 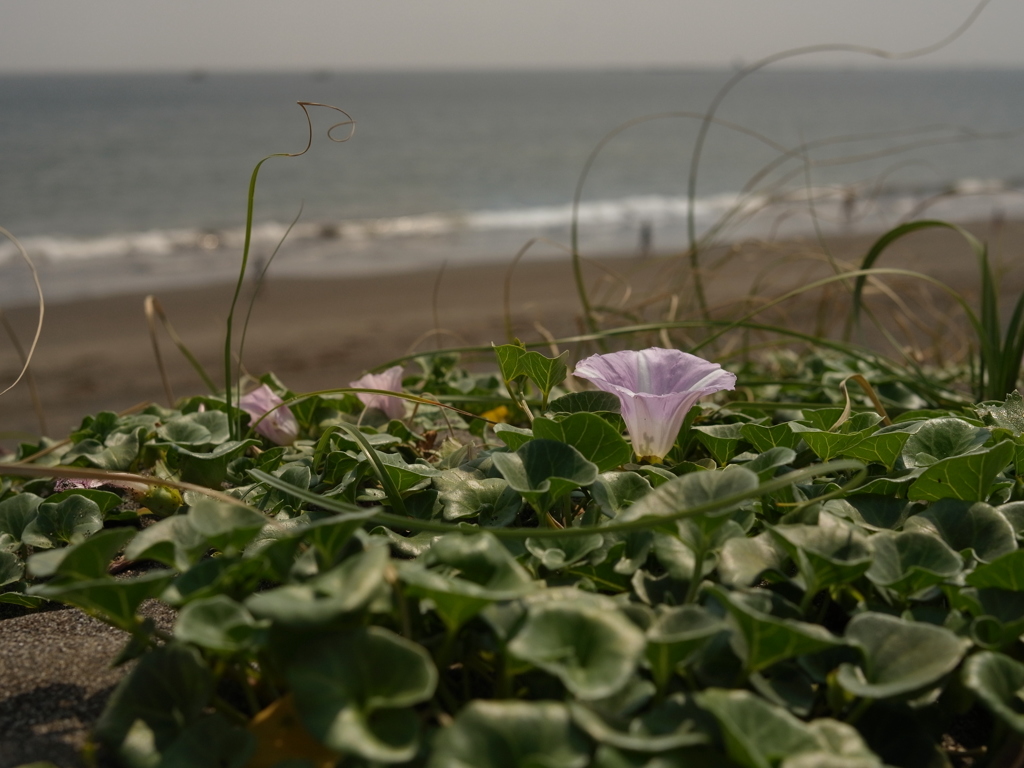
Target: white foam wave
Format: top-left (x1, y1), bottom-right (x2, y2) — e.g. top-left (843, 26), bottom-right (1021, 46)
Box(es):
top-left (0, 183), bottom-right (1020, 265)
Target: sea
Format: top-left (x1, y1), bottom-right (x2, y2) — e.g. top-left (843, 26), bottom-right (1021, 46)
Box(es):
top-left (2, 68), bottom-right (1024, 304)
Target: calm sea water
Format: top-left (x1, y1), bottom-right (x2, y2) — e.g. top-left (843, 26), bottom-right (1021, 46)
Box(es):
top-left (2, 69), bottom-right (1024, 302)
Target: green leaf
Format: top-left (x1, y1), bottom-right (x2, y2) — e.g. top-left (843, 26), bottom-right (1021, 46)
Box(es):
top-left (30, 571), bottom-right (174, 632)
top-left (590, 471), bottom-right (653, 520)
top-left (491, 439), bottom-right (599, 514)
top-left (740, 423), bottom-right (799, 453)
top-left (288, 627), bottom-right (437, 763)
top-left (569, 694), bottom-right (712, 753)
top-left (962, 651), bottom-right (1024, 735)
top-left (493, 423), bottom-right (534, 450)
top-left (171, 439), bottom-right (259, 488)
top-left (841, 431), bottom-right (910, 471)
top-left (45, 488), bottom-right (124, 517)
top-left (0, 590), bottom-right (47, 608)
top-left (788, 424), bottom-right (866, 463)
top-left (718, 532), bottom-right (788, 588)
top-left (0, 550), bottom-right (23, 587)
top-left (493, 342), bottom-right (527, 384)
top-left (693, 423), bottom-right (745, 465)
top-left (519, 349), bottom-right (570, 405)
top-left (779, 719), bottom-right (884, 768)
top-left (865, 530), bottom-right (962, 598)
top-left (154, 713), bottom-right (254, 768)
top-left (901, 417), bottom-right (991, 468)
top-left (548, 390), bottom-right (621, 415)
top-left (157, 410), bottom-right (231, 448)
top-left (696, 689), bottom-right (820, 768)
top-left (526, 532), bottom-right (605, 570)
top-left (372, 450), bottom-right (440, 494)
top-left (825, 496), bottom-right (910, 531)
top-left (22, 493), bottom-right (104, 548)
top-left (903, 499), bottom-right (1017, 563)
top-left (301, 508), bottom-right (380, 566)
top-left (65, 426), bottom-right (144, 471)
top-left (645, 606), bottom-right (727, 689)
top-left (616, 466), bottom-right (759, 532)
top-left (533, 412), bottom-right (632, 473)
top-left (96, 643), bottom-right (214, 752)
top-left (175, 595), bottom-right (267, 653)
top-left (708, 586), bottom-right (844, 673)
top-left (768, 515), bottom-right (873, 599)
top-left (948, 587), bottom-right (1024, 649)
top-left (246, 543), bottom-right (389, 627)
top-left (966, 548), bottom-right (1024, 590)
top-left (397, 533), bottom-right (536, 631)
top-left (428, 700), bottom-right (590, 768)
top-left (437, 475), bottom-right (522, 524)
top-left (28, 527), bottom-right (135, 581)
top-left (187, 498), bottom-right (268, 556)
top-left (508, 600), bottom-right (646, 699)
top-left (976, 391), bottom-right (1024, 435)
top-left (837, 612), bottom-right (970, 699)
top-left (0, 492), bottom-right (42, 543)
top-left (801, 408), bottom-right (846, 432)
top-left (737, 446), bottom-right (796, 481)
top-left (908, 439), bottom-right (1015, 502)
top-left (124, 515), bottom-right (208, 571)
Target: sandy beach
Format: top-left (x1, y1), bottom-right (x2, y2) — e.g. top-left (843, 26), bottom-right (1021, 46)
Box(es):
top-left (2, 219), bottom-right (1023, 443)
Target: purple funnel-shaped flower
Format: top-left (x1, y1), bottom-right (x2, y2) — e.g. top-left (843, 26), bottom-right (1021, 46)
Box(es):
top-left (573, 348), bottom-right (736, 461)
top-left (240, 384), bottom-right (299, 445)
top-left (350, 365), bottom-right (406, 421)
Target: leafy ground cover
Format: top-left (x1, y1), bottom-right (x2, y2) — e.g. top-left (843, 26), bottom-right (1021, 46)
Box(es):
top-left (4, 339), bottom-right (1024, 767)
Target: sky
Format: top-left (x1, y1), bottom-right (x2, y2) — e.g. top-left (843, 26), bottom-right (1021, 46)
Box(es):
top-left (1, 0), bottom-right (1022, 74)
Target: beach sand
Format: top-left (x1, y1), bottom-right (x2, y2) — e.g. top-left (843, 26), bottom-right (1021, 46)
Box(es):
top-left (2, 219), bottom-right (1024, 765)
top-left (2, 219), bottom-right (1023, 444)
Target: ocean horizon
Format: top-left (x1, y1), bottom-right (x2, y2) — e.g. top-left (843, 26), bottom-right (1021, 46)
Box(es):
top-left (2, 68), bottom-right (1024, 303)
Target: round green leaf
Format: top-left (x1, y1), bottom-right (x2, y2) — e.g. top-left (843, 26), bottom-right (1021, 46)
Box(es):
top-left (615, 465), bottom-right (759, 530)
top-left (246, 543), bottom-right (389, 627)
top-left (962, 651), bottom-right (1024, 735)
top-left (901, 418), bottom-right (990, 468)
top-left (428, 700), bottom-right (590, 768)
top-left (904, 499), bottom-right (1017, 563)
top-left (397, 533), bottom-right (536, 630)
top-left (533, 413), bottom-right (632, 473)
top-left (175, 595), bottom-right (266, 653)
top-left (708, 586), bottom-right (844, 673)
top-left (769, 516), bottom-right (872, 596)
top-left (288, 627), bottom-right (437, 763)
top-left (837, 612), bottom-right (971, 699)
top-left (492, 439), bottom-right (599, 514)
top-left (865, 530), bottom-right (962, 597)
top-left (908, 440), bottom-right (1014, 502)
top-left (96, 643), bottom-right (214, 751)
top-left (508, 601), bottom-right (646, 700)
top-left (157, 410), bottom-right (230, 448)
top-left (697, 688), bottom-right (819, 768)
top-left (21, 494), bottom-right (104, 548)
top-left (966, 548), bottom-right (1024, 590)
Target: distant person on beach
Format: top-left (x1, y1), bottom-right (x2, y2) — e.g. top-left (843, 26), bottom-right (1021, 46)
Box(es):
top-left (639, 220), bottom-right (653, 258)
top-left (842, 188), bottom-right (856, 232)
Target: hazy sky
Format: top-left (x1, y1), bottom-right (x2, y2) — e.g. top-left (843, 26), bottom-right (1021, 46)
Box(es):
top-left (1, 0), bottom-right (1021, 73)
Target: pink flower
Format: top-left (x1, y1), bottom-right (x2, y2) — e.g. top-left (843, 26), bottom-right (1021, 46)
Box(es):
top-left (350, 365), bottom-right (406, 420)
top-left (573, 348), bottom-right (736, 461)
top-left (239, 384), bottom-right (299, 445)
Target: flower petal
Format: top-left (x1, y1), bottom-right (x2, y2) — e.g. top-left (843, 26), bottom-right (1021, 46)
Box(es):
top-left (573, 348), bottom-right (735, 460)
top-left (350, 365), bottom-right (406, 421)
top-left (240, 384), bottom-right (299, 445)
